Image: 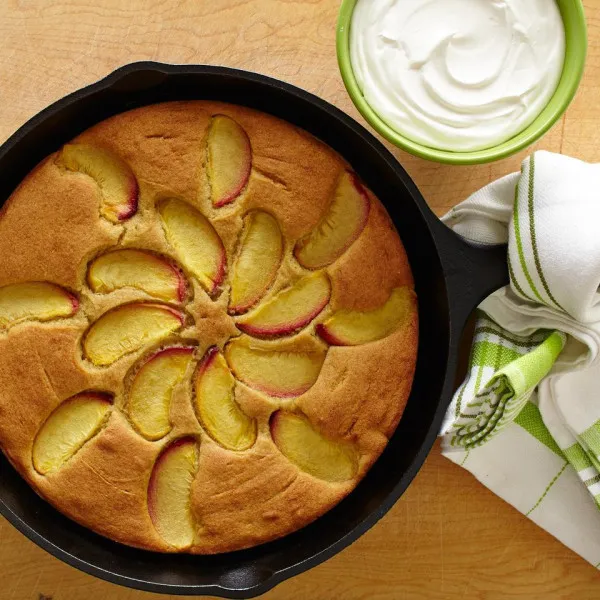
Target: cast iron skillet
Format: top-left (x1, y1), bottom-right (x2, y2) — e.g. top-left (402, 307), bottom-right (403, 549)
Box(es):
top-left (0, 63), bottom-right (508, 597)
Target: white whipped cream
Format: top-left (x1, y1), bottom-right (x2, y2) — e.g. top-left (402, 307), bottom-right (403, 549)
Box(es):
top-left (350, 0), bottom-right (566, 152)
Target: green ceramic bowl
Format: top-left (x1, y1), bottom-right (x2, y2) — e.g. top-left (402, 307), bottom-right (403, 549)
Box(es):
top-left (337, 0), bottom-right (588, 165)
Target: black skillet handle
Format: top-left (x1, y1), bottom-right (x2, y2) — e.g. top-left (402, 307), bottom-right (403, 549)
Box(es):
top-left (433, 218), bottom-right (510, 337)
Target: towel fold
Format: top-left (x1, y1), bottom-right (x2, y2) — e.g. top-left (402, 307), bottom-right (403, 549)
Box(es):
top-left (441, 151), bottom-right (600, 567)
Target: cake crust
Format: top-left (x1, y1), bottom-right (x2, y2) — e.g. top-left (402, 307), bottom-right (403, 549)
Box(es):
top-left (0, 101), bottom-right (418, 553)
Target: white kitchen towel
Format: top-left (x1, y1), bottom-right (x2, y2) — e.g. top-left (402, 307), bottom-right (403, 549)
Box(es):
top-left (441, 151), bottom-right (600, 567)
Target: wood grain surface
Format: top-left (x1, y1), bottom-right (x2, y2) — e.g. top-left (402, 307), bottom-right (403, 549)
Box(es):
top-left (1, 1), bottom-right (600, 598)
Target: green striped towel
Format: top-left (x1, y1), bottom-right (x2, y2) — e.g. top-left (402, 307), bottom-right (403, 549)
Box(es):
top-left (441, 151), bottom-right (600, 566)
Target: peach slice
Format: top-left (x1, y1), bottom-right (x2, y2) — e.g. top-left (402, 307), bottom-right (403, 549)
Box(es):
top-left (33, 392), bottom-right (112, 475)
top-left (0, 282), bottom-right (78, 329)
top-left (207, 115), bottom-right (252, 208)
top-left (127, 346), bottom-right (195, 440)
top-left (159, 198), bottom-right (226, 295)
top-left (229, 211), bottom-right (283, 315)
top-left (225, 337), bottom-right (326, 398)
top-left (194, 348), bottom-right (256, 451)
top-left (270, 411), bottom-right (358, 482)
top-left (83, 303), bottom-right (185, 366)
top-left (148, 437), bottom-right (199, 549)
top-left (88, 249), bottom-right (188, 303)
top-left (294, 171), bottom-right (370, 269)
top-left (236, 272), bottom-right (331, 337)
top-left (317, 287), bottom-right (416, 346)
top-left (59, 144), bottom-right (138, 222)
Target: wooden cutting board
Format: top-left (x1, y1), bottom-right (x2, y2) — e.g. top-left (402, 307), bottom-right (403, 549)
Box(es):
top-left (1, 1), bottom-right (600, 598)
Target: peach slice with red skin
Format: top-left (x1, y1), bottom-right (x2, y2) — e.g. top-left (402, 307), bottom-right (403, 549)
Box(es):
top-left (127, 346), bottom-right (195, 440)
top-left (159, 199), bottom-right (226, 295)
top-left (148, 437), bottom-right (199, 549)
top-left (236, 272), bottom-right (331, 338)
top-left (294, 171), bottom-right (370, 269)
top-left (33, 392), bottom-right (113, 475)
top-left (194, 348), bottom-right (256, 451)
top-left (228, 211), bottom-right (283, 315)
top-left (58, 144), bottom-right (138, 222)
top-left (317, 286), bottom-right (416, 346)
top-left (225, 337), bottom-right (326, 398)
top-left (270, 411), bottom-right (358, 482)
top-left (0, 282), bottom-right (78, 329)
top-left (83, 302), bottom-right (185, 366)
top-left (88, 249), bottom-right (188, 303)
top-left (207, 115), bottom-right (252, 208)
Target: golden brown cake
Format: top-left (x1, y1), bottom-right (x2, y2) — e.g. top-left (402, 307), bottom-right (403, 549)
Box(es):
top-left (0, 101), bottom-right (418, 553)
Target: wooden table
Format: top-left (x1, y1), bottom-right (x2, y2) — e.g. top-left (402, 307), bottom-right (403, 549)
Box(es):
top-left (1, 1), bottom-right (600, 598)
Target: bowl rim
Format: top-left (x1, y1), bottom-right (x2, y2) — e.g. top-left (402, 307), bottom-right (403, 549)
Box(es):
top-left (336, 0), bottom-right (588, 165)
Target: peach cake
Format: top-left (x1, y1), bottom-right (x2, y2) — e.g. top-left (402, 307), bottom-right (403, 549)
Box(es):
top-left (0, 102), bottom-right (418, 553)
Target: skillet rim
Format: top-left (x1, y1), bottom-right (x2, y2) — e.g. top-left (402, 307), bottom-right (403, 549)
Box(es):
top-left (0, 62), bottom-right (485, 598)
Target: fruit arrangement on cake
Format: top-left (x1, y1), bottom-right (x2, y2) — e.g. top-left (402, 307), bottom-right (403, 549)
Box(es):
top-left (0, 102), bottom-right (417, 553)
